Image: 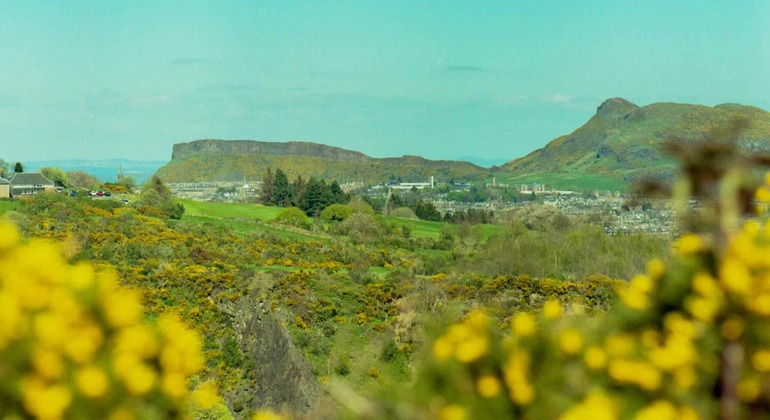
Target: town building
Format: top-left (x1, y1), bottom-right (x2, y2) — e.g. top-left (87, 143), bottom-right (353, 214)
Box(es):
top-left (0, 177), bottom-right (9, 198)
top-left (9, 173), bottom-right (56, 197)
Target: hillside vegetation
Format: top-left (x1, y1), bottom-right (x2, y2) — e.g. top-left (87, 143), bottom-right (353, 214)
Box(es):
top-left (502, 98), bottom-right (770, 189)
top-left (0, 184), bottom-right (665, 418)
top-left (156, 140), bottom-right (488, 184)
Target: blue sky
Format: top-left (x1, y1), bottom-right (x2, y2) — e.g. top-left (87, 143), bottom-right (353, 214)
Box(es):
top-left (1, 1), bottom-right (768, 165)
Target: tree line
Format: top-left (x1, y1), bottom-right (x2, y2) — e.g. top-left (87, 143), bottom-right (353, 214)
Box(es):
top-left (261, 168), bottom-right (350, 216)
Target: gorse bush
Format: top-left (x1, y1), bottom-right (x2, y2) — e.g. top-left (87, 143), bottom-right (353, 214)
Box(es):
top-left (393, 120), bottom-right (770, 420)
top-left (0, 222), bottom-right (204, 419)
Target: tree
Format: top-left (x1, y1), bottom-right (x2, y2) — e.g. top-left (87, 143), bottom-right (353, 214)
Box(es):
top-left (320, 204), bottom-right (353, 222)
top-left (300, 177), bottom-right (332, 217)
top-left (40, 167), bottom-right (68, 188)
top-left (272, 169), bottom-right (294, 207)
top-left (415, 201), bottom-right (442, 221)
top-left (137, 175), bottom-right (183, 219)
top-left (66, 171), bottom-right (101, 189)
top-left (349, 198), bottom-right (375, 215)
top-left (329, 180), bottom-right (349, 204)
top-left (119, 176), bottom-right (137, 193)
top-left (13, 162), bottom-right (23, 173)
top-left (0, 159), bottom-right (10, 179)
top-left (338, 213), bottom-right (384, 243)
top-left (261, 168), bottom-right (275, 205)
top-left (292, 175), bottom-right (307, 207)
top-left (142, 175), bottom-right (173, 201)
top-left (274, 207), bottom-right (311, 229)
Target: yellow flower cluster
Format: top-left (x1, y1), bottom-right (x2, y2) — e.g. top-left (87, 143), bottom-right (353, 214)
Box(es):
top-left (617, 274), bottom-right (654, 311)
top-left (719, 220), bottom-right (770, 316)
top-left (0, 221), bottom-right (204, 419)
top-left (503, 350), bottom-right (534, 405)
top-left (559, 391), bottom-right (616, 420)
top-left (432, 310), bottom-right (490, 363)
top-left (754, 173), bottom-right (770, 212)
top-left (416, 167), bottom-right (770, 418)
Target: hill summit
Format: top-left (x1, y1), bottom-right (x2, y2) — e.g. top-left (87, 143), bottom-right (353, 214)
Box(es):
top-left (503, 98), bottom-right (770, 186)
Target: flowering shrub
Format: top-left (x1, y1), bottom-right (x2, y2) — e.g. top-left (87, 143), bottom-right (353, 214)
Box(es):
top-left (420, 219), bottom-right (770, 418)
top-left (0, 222), bottom-right (204, 419)
top-left (411, 124), bottom-right (770, 420)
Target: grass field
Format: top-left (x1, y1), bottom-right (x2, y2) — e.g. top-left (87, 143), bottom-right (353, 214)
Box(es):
top-left (181, 199), bottom-right (504, 243)
top-left (179, 200), bottom-right (326, 241)
top-left (180, 199), bottom-right (284, 221)
top-left (498, 171), bottom-right (629, 192)
top-left (380, 215), bottom-right (502, 241)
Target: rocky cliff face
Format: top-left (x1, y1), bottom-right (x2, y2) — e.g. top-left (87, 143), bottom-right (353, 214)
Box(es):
top-left (595, 97), bottom-right (639, 120)
top-left (222, 296), bottom-right (335, 418)
top-left (172, 140), bottom-right (371, 163)
top-left (157, 139), bottom-right (487, 183)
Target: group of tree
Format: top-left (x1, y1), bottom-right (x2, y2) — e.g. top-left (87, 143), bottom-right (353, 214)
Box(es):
top-left (0, 160), bottom-right (25, 179)
top-left (136, 175), bottom-right (184, 219)
top-left (387, 192), bottom-right (442, 221)
top-left (442, 208), bottom-right (494, 225)
top-left (261, 168), bottom-right (350, 216)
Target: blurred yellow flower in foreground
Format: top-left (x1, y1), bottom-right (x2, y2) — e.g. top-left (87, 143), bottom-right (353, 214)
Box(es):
top-left (0, 221), bottom-right (204, 418)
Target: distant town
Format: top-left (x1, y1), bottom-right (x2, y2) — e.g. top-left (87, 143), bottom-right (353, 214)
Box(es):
top-left (167, 177), bottom-right (676, 236)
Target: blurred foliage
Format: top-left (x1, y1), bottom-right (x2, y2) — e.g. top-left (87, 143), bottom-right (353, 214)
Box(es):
top-left (0, 222), bottom-right (204, 419)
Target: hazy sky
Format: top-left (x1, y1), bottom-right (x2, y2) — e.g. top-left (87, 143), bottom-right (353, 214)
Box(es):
top-left (1, 1), bottom-right (768, 165)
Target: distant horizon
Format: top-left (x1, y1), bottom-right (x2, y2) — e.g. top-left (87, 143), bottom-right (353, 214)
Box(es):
top-left (12, 95), bottom-right (767, 168)
top-left (1, 1), bottom-right (767, 162)
top-left (19, 145), bottom-right (510, 168)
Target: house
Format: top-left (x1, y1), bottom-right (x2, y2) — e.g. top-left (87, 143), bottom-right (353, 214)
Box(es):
top-left (0, 177), bottom-right (9, 198)
top-left (9, 173), bottom-right (56, 197)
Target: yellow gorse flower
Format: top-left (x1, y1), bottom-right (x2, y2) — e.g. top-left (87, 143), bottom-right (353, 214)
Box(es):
top-left (0, 221), bottom-right (204, 418)
top-left (432, 309), bottom-right (491, 364)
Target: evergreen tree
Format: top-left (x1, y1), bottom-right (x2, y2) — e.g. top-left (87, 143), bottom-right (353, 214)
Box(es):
top-left (329, 180), bottom-right (349, 204)
top-left (301, 177), bottom-right (332, 216)
top-left (261, 168), bottom-right (275, 205)
top-left (272, 169), bottom-right (294, 207)
top-left (415, 200), bottom-right (442, 221)
top-left (292, 175), bottom-right (307, 207)
top-left (13, 162), bottom-right (23, 174)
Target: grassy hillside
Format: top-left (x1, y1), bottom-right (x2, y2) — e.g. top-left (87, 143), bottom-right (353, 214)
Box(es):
top-left (181, 199), bottom-right (284, 221)
top-left (502, 98), bottom-right (770, 190)
top-left (156, 140), bottom-right (488, 184)
top-left (180, 199), bottom-right (503, 241)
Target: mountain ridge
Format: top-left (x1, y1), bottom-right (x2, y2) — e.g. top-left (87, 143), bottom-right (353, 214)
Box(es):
top-left (155, 98), bottom-right (770, 189)
top-left (158, 140), bottom-right (488, 183)
top-left (502, 98), bottom-right (770, 186)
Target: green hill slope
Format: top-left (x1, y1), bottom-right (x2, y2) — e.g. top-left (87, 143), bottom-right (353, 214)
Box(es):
top-left (502, 98), bottom-right (770, 189)
top-left (155, 140), bottom-right (488, 183)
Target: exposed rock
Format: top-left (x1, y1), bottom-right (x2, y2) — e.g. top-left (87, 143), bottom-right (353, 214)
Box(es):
top-left (173, 140), bottom-right (371, 163)
top-left (225, 296), bottom-right (335, 418)
top-left (596, 98), bottom-right (639, 120)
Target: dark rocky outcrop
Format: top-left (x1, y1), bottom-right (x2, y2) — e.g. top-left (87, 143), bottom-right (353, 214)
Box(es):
top-left (172, 140), bottom-right (371, 163)
top-left (596, 97), bottom-right (639, 120)
top-left (222, 296), bottom-right (334, 418)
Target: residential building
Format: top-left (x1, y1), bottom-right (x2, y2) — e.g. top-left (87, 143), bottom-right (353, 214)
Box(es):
top-left (9, 173), bottom-right (56, 197)
top-left (0, 177), bottom-right (9, 198)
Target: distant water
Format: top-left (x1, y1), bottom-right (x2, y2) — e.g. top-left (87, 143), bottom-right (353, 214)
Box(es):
top-left (24, 159), bottom-right (167, 185)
